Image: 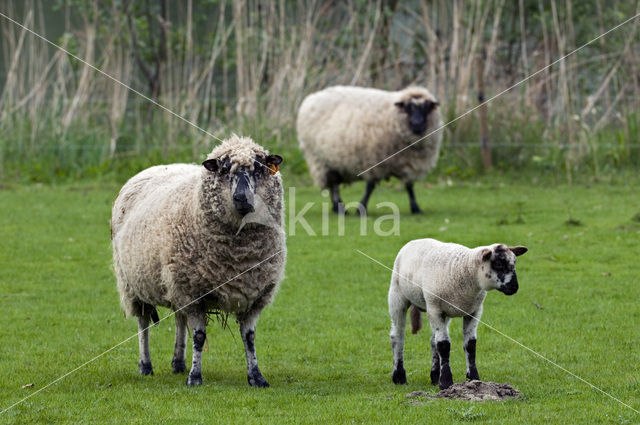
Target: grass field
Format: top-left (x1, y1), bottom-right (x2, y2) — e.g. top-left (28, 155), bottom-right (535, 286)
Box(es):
top-left (0, 178), bottom-right (639, 424)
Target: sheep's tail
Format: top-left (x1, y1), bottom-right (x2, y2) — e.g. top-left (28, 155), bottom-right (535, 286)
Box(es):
top-left (410, 305), bottom-right (422, 334)
top-left (142, 303), bottom-right (160, 325)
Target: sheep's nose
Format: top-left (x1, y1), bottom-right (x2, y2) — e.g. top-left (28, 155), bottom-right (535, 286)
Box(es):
top-left (234, 192), bottom-right (247, 203)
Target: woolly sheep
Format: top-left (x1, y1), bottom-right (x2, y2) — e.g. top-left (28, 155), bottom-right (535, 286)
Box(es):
top-left (388, 238), bottom-right (527, 389)
top-left (111, 135), bottom-right (285, 387)
top-left (296, 85), bottom-right (443, 214)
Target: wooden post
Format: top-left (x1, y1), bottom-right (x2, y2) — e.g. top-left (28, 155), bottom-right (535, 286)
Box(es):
top-left (475, 53), bottom-right (491, 170)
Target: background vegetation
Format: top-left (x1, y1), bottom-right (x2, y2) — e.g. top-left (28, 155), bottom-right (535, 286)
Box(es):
top-left (0, 0), bottom-right (639, 183)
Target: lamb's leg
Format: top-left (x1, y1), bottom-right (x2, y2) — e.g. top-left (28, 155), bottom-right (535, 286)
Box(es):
top-left (388, 283), bottom-right (410, 384)
top-left (137, 316), bottom-right (153, 375)
top-left (330, 184), bottom-right (346, 214)
top-left (172, 312), bottom-right (188, 374)
top-left (430, 333), bottom-right (440, 385)
top-left (238, 309), bottom-right (270, 387)
top-left (405, 182), bottom-right (422, 214)
top-left (358, 181), bottom-right (376, 215)
top-left (428, 311), bottom-right (452, 389)
top-left (463, 312), bottom-right (481, 381)
top-left (186, 313), bottom-right (207, 386)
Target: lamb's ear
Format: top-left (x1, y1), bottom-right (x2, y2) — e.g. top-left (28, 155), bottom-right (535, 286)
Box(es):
top-left (265, 154), bottom-right (283, 167)
top-left (394, 101), bottom-right (406, 110)
top-left (509, 246), bottom-right (528, 256)
top-left (202, 159), bottom-right (219, 172)
top-left (481, 249), bottom-right (492, 262)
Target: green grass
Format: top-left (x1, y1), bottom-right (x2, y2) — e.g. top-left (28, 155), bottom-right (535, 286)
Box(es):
top-left (0, 178), bottom-right (639, 424)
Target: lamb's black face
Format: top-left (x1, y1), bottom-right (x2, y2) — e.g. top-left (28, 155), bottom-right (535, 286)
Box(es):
top-left (395, 99), bottom-right (439, 135)
top-left (202, 154), bottom-right (283, 217)
top-left (482, 245), bottom-right (528, 295)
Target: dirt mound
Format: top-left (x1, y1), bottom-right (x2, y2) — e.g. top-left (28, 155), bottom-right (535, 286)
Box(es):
top-left (406, 380), bottom-right (521, 402)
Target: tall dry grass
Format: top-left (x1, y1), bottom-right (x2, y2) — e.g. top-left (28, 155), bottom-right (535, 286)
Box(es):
top-left (0, 0), bottom-right (638, 181)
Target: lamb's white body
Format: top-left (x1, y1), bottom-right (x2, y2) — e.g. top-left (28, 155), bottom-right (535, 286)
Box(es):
top-left (388, 238), bottom-right (527, 389)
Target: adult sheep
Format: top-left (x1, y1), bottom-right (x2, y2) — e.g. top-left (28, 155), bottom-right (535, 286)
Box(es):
top-left (297, 85), bottom-right (442, 214)
top-left (111, 135), bottom-right (285, 387)
top-left (388, 239), bottom-right (527, 389)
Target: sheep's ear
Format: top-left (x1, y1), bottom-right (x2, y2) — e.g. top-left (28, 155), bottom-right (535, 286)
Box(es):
top-left (266, 154), bottom-right (283, 167)
top-left (509, 246), bottom-right (528, 256)
top-left (265, 154), bottom-right (282, 175)
top-left (394, 101), bottom-right (406, 110)
top-left (202, 159), bottom-right (219, 172)
top-left (481, 249), bottom-right (492, 262)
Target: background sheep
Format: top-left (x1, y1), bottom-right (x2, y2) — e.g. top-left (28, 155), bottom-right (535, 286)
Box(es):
top-left (388, 238), bottom-right (527, 389)
top-left (111, 135), bottom-right (285, 387)
top-left (296, 85), bottom-right (443, 214)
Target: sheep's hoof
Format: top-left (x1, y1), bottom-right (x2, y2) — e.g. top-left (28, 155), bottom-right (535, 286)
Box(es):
top-left (138, 360), bottom-right (153, 376)
top-left (392, 368), bottom-right (407, 385)
top-left (466, 368), bottom-right (479, 381)
top-left (248, 367), bottom-right (270, 387)
top-left (172, 358), bottom-right (186, 374)
top-left (410, 205), bottom-right (423, 214)
top-left (438, 368), bottom-right (453, 390)
top-left (430, 368), bottom-right (440, 385)
top-left (186, 372), bottom-right (202, 386)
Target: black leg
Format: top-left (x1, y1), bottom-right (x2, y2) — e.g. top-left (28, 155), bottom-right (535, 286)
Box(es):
top-left (392, 358), bottom-right (407, 384)
top-left (436, 340), bottom-right (453, 390)
top-left (186, 314), bottom-right (207, 386)
top-left (406, 182), bottom-right (422, 214)
top-left (463, 314), bottom-right (480, 381)
top-left (430, 334), bottom-right (440, 385)
top-left (330, 184), bottom-right (346, 214)
top-left (358, 181), bottom-right (376, 215)
top-left (239, 310), bottom-right (270, 388)
top-left (465, 339), bottom-right (479, 381)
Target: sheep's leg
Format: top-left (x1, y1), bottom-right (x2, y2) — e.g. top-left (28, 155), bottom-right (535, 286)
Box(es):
top-left (428, 312), bottom-right (452, 389)
top-left (137, 316), bottom-right (153, 376)
top-left (358, 181), bottom-right (376, 215)
top-left (330, 184), bottom-right (346, 214)
top-left (463, 312), bottom-right (481, 381)
top-left (430, 333), bottom-right (440, 385)
top-left (238, 309), bottom-right (270, 387)
top-left (186, 314), bottom-right (207, 386)
top-left (405, 182), bottom-right (422, 214)
top-left (388, 284), bottom-right (410, 384)
top-left (172, 312), bottom-right (188, 374)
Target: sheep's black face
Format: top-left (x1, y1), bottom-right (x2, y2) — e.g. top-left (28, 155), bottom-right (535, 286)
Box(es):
top-left (395, 100), bottom-right (439, 135)
top-left (203, 154), bottom-right (283, 218)
top-left (482, 245), bottom-right (528, 295)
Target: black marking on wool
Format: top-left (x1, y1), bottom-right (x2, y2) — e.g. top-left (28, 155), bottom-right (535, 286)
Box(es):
top-left (490, 250), bottom-right (513, 283)
top-left (193, 329), bottom-right (206, 352)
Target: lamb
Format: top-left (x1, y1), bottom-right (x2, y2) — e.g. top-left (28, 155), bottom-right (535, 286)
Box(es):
top-left (296, 85), bottom-right (443, 214)
top-left (111, 134), bottom-right (285, 387)
top-left (388, 238), bottom-right (527, 389)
